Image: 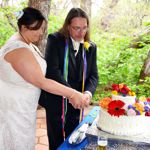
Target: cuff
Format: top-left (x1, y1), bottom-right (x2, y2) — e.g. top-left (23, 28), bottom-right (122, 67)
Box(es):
top-left (84, 91), bottom-right (92, 99)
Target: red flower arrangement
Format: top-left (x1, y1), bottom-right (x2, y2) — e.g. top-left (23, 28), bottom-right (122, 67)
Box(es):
top-left (112, 83), bottom-right (135, 96)
top-left (147, 97), bottom-right (150, 102)
top-left (99, 83), bottom-right (150, 117)
top-left (107, 100), bottom-right (125, 117)
top-left (145, 112), bottom-right (150, 116)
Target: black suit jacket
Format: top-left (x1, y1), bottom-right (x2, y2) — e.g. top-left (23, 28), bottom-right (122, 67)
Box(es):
top-left (39, 32), bottom-right (98, 109)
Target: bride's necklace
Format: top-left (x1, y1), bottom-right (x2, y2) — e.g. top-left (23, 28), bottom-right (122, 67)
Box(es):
top-left (19, 32), bottom-right (44, 58)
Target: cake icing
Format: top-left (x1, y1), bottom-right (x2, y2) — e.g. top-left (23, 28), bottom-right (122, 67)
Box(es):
top-left (112, 94), bottom-right (135, 105)
top-left (98, 83), bottom-right (150, 136)
top-left (98, 108), bottom-right (147, 136)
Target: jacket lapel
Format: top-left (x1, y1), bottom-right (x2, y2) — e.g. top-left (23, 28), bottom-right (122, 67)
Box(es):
top-left (68, 38), bottom-right (76, 70)
top-left (77, 44), bottom-right (84, 81)
top-left (68, 39), bottom-right (87, 82)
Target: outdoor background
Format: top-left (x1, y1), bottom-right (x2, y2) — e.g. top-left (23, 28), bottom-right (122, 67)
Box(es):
top-left (0, 0), bottom-right (150, 103)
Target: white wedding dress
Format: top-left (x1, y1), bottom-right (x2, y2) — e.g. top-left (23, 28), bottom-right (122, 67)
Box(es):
top-left (0, 40), bottom-right (46, 150)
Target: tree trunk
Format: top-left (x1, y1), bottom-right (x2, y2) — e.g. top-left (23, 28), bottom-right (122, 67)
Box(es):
top-left (0, 0), bottom-right (9, 7)
top-left (28, 0), bottom-right (51, 54)
top-left (80, 0), bottom-right (92, 17)
top-left (71, 0), bottom-right (80, 7)
top-left (100, 0), bottom-right (119, 31)
top-left (139, 50), bottom-right (150, 80)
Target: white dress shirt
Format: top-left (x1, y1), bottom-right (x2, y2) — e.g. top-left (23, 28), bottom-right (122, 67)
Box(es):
top-left (71, 38), bottom-right (83, 56)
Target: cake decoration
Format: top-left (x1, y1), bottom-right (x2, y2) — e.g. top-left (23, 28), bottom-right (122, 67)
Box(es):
top-left (99, 84), bottom-right (150, 117)
top-left (111, 83), bottom-right (135, 96)
top-left (98, 83), bottom-right (150, 136)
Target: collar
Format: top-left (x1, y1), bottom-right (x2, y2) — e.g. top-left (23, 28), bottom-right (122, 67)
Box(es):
top-left (71, 37), bottom-right (84, 52)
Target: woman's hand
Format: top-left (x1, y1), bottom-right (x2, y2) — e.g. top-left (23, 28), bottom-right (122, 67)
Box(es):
top-left (68, 90), bottom-right (90, 109)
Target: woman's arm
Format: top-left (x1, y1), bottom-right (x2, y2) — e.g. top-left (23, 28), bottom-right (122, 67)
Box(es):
top-left (4, 48), bottom-right (90, 109)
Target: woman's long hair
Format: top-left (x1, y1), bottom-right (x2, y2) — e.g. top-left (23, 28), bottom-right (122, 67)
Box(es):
top-left (59, 8), bottom-right (90, 41)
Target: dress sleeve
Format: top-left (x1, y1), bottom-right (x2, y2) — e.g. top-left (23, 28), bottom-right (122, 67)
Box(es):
top-left (0, 40), bottom-right (30, 58)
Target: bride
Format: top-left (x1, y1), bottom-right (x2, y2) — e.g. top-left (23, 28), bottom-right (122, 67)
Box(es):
top-left (0, 7), bottom-right (89, 150)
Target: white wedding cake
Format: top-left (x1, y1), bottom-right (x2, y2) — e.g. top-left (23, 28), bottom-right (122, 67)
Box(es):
top-left (112, 94), bottom-right (135, 105)
top-left (97, 83), bottom-right (150, 136)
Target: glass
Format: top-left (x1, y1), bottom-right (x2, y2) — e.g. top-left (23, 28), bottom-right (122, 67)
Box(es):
top-left (97, 133), bottom-right (108, 150)
top-left (71, 26), bottom-right (88, 33)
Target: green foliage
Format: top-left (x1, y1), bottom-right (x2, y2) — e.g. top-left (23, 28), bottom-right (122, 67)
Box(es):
top-left (0, 5), bottom-right (24, 47)
top-left (91, 29), bottom-right (150, 102)
top-left (131, 34), bottom-right (150, 48)
top-left (141, 34), bottom-right (150, 44)
top-left (0, 7), bottom-right (15, 46)
top-left (143, 22), bottom-right (150, 26)
top-left (0, 18), bottom-right (14, 46)
top-left (136, 79), bottom-right (150, 98)
top-left (48, 13), bottom-right (65, 33)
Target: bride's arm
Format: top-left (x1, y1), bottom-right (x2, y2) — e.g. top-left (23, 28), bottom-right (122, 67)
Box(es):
top-left (4, 48), bottom-right (90, 109)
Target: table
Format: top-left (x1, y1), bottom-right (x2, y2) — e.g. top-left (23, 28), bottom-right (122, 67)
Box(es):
top-left (58, 106), bottom-right (150, 150)
top-left (57, 106), bottom-right (99, 150)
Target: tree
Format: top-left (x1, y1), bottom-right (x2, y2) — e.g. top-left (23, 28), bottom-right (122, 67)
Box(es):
top-left (100, 0), bottom-right (119, 31)
top-left (80, 0), bottom-right (92, 17)
top-left (28, 0), bottom-right (51, 53)
top-left (71, 0), bottom-right (80, 7)
top-left (70, 0), bottom-right (92, 17)
top-left (139, 50), bottom-right (150, 80)
top-left (0, 0), bottom-right (9, 7)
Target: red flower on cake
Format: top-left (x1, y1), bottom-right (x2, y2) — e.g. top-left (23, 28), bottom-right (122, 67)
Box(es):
top-left (112, 83), bottom-right (133, 96)
top-left (147, 97), bottom-right (150, 102)
top-left (108, 100), bottom-right (125, 117)
top-left (120, 88), bottom-right (128, 95)
top-left (112, 84), bottom-right (119, 91)
top-left (145, 111), bottom-right (150, 116)
top-left (120, 86), bottom-right (130, 95)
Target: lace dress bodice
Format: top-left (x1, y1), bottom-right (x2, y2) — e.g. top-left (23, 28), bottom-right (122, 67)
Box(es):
top-left (0, 40), bottom-right (46, 150)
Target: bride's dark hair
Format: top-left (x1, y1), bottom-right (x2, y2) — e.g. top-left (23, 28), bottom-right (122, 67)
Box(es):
top-left (17, 7), bottom-right (46, 31)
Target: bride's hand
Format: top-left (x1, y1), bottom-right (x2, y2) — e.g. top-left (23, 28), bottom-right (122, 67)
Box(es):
top-left (68, 90), bottom-right (90, 109)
